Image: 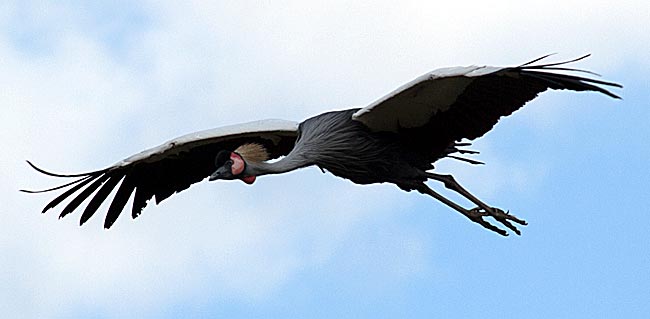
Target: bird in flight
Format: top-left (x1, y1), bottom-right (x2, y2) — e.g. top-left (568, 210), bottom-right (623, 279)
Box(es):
top-left (23, 55), bottom-right (621, 236)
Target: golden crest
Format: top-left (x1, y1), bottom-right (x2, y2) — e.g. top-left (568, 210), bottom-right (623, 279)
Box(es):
top-left (234, 143), bottom-right (270, 162)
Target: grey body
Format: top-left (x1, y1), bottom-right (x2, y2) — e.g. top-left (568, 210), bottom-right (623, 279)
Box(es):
top-left (280, 109), bottom-right (422, 185)
top-left (24, 55), bottom-right (621, 236)
top-left (247, 109), bottom-right (472, 187)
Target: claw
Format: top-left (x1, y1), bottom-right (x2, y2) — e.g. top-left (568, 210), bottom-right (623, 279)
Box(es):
top-left (466, 207), bottom-right (526, 236)
top-left (497, 218), bottom-right (521, 235)
top-left (480, 220), bottom-right (508, 236)
top-left (495, 209), bottom-right (528, 226)
top-left (412, 182), bottom-right (524, 236)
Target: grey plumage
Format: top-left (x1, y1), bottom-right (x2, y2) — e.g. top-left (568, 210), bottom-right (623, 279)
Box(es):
top-left (293, 109), bottom-right (421, 184)
top-left (23, 55), bottom-right (621, 235)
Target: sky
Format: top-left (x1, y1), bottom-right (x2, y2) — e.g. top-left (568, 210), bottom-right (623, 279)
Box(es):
top-left (2, 1), bottom-right (649, 318)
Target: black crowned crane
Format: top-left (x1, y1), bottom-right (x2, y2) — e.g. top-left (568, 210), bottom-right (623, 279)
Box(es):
top-left (23, 55), bottom-right (621, 236)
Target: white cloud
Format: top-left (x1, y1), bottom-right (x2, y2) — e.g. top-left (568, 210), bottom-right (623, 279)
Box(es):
top-left (1, 0), bottom-right (642, 317)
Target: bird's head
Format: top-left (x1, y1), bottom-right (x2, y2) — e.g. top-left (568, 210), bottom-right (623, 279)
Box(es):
top-left (209, 150), bottom-right (256, 184)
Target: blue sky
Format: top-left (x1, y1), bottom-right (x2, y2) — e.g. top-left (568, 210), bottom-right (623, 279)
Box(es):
top-left (2, 1), bottom-right (649, 318)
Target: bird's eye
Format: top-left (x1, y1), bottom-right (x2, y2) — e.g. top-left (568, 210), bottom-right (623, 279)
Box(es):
top-left (226, 159), bottom-right (233, 165)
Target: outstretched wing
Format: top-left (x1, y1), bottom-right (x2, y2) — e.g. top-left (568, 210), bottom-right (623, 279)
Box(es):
top-left (23, 119), bottom-right (299, 228)
top-left (352, 55), bottom-right (622, 147)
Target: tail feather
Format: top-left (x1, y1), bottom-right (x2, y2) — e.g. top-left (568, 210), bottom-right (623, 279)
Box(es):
top-left (447, 155), bottom-right (484, 165)
top-left (444, 142), bottom-right (483, 165)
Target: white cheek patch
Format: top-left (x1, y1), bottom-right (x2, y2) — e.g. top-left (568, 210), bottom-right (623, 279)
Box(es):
top-left (230, 153), bottom-right (245, 175)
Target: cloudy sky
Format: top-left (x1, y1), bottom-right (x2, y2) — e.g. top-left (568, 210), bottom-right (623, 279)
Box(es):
top-left (2, 1), bottom-right (649, 318)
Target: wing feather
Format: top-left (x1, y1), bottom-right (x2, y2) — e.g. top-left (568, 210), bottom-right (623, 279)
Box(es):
top-left (59, 175), bottom-right (111, 219)
top-left (132, 185), bottom-right (153, 219)
top-left (104, 174), bottom-right (136, 229)
top-left (24, 119), bottom-right (299, 228)
top-left (352, 55), bottom-right (621, 161)
top-left (80, 174), bottom-right (124, 226)
top-left (41, 175), bottom-right (99, 214)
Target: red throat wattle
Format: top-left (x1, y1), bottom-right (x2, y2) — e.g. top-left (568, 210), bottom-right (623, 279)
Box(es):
top-left (241, 175), bottom-right (256, 184)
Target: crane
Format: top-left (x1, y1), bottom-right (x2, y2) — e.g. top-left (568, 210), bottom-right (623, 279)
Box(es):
top-left (23, 55), bottom-right (621, 236)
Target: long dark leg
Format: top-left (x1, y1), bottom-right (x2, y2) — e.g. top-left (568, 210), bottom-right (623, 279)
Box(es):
top-left (424, 172), bottom-right (527, 235)
top-left (411, 183), bottom-right (512, 236)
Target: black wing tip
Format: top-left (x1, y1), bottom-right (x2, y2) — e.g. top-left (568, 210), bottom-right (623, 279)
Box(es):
top-left (519, 53), bottom-right (558, 67)
top-left (519, 53), bottom-right (590, 68)
top-left (20, 188), bottom-right (40, 194)
top-left (22, 160), bottom-right (111, 194)
top-left (104, 220), bottom-right (116, 229)
top-left (25, 160), bottom-right (104, 178)
top-left (24, 160), bottom-right (131, 228)
top-left (516, 54), bottom-right (622, 99)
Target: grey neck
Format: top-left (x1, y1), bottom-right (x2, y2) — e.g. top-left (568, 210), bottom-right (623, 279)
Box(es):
top-left (244, 153), bottom-right (310, 177)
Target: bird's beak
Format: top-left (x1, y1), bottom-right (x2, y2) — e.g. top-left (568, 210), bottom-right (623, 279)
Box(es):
top-left (209, 166), bottom-right (231, 181)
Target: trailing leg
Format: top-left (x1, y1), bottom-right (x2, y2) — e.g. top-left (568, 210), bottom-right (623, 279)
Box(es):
top-left (411, 183), bottom-right (515, 236)
top-left (423, 173), bottom-right (527, 235)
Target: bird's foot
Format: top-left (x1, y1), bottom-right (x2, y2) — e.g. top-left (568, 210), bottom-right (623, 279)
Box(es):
top-left (466, 207), bottom-right (527, 236)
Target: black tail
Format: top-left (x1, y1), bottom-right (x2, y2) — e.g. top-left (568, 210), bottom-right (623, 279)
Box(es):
top-left (444, 142), bottom-right (484, 165)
